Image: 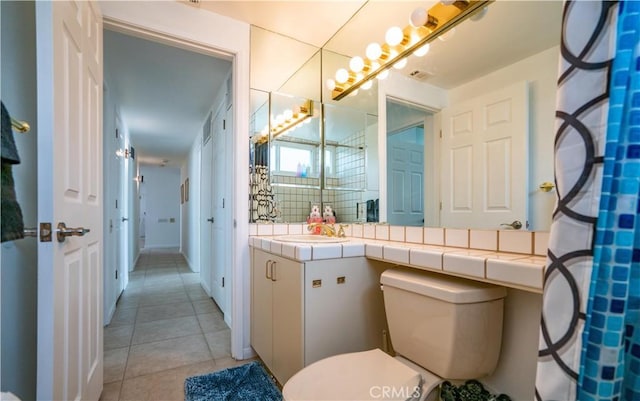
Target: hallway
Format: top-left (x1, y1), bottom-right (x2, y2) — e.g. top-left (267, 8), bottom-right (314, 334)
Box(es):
top-left (100, 248), bottom-right (243, 401)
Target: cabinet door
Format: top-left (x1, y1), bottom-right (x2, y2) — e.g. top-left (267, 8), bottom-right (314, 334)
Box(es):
top-left (250, 249), bottom-right (273, 367)
top-left (304, 257), bottom-right (388, 365)
top-left (271, 255), bottom-right (304, 384)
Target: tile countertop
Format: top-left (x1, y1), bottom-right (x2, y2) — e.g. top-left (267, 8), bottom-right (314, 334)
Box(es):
top-left (249, 235), bottom-right (547, 294)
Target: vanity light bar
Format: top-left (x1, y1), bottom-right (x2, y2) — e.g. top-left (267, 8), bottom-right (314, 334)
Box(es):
top-left (272, 99), bottom-right (313, 138)
top-left (252, 100), bottom-right (314, 144)
top-left (331, 0), bottom-right (493, 101)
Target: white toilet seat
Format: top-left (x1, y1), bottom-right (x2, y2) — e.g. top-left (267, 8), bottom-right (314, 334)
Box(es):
top-left (282, 349), bottom-right (442, 401)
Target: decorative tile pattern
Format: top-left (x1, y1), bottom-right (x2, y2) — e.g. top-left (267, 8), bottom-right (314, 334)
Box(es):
top-left (578, 3), bottom-right (640, 400)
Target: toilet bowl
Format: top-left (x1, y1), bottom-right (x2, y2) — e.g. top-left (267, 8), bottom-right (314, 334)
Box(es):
top-left (282, 268), bottom-right (507, 401)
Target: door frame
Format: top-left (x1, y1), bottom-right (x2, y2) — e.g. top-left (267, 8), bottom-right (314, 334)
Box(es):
top-left (100, 2), bottom-right (251, 359)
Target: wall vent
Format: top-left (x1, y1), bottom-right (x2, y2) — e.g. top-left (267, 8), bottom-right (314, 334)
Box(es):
top-left (408, 70), bottom-right (433, 82)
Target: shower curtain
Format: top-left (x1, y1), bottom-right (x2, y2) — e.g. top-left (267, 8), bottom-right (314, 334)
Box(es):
top-left (537, 1), bottom-right (640, 400)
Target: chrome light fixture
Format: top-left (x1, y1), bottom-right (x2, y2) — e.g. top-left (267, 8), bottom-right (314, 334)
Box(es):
top-left (330, 0), bottom-right (493, 101)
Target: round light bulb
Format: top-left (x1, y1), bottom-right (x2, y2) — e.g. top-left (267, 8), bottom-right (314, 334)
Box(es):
top-left (471, 6), bottom-right (488, 21)
top-left (410, 7), bottom-right (428, 27)
top-left (377, 69), bottom-right (389, 80)
top-left (283, 109), bottom-right (293, 120)
top-left (349, 56), bottom-right (365, 73)
top-left (326, 78), bottom-right (336, 90)
top-left (385, 26), bottom-right (404, 46)
top-left (438, 28), bottom-right (456, 42)
top-left (441, 0), bottom-right (456, 5)
top-left (276, 115), bottom-right (285, 125)
top-left (366, 42), bottom-right (382, 60)
top-left (361, 80), bottom-right (373, 90)
top-left (413, 43), bottom-right (430, 57)
top-left (335, 68), bottom-right (349, 84)
top-left (393, 58), bottom-right (407, 70)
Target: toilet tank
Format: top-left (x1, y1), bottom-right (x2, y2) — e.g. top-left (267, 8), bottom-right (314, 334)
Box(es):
top-left (381, 268), bottom-right (507, 380)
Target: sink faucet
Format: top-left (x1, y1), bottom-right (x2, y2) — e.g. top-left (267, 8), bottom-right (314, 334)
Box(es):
top-left (307, 223), bottom-right (348, 238)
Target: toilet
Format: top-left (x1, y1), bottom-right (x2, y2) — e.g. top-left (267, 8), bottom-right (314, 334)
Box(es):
top-left (282, 267), bottom-right (507, 401)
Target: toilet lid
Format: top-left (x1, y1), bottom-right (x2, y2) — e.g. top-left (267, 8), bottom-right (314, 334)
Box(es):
top-left (283, 349), bottom-right (423, 401)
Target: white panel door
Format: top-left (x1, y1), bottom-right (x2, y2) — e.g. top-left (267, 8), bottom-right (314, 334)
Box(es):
top-left (36, 1), bottom-right (103, 400)
top-left (387, 134), bottom-right (424, 226)
top-left (200, 130), bottom-right (213, 296)
top-left (441, 81), bottom-right (529, 229)
top-left (210, 105), bottom-right (226, 313)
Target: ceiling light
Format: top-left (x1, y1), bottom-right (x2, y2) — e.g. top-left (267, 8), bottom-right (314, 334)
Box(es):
top-left (393, 58), bottom-right (407, 70)
top-left (413, 43), bottom-right (431, 57)
top-left (257, 99), bottom-right (314, 143)
top-left (349, 56), bottom-right (365, 73)
top-left (438, 28), bottom-right (456, 41)
top-left (366, 43), bottom-right (382, 61)
top-left (385, 27), bottom-right (404, 47)
top-left (410, 8), bottom-right (428, 27)
top-left (330, 0), bottom-right (492, 100)
top-left (471, 6), bottom-right (488, 21)
top-left (335, 68), bottom-right (349, 84)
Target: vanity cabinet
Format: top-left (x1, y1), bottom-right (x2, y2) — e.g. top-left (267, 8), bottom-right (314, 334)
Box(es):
top-left (250, 247), bottom-right (387, 385)
top-left (251, 249), bottom-right (303, 385)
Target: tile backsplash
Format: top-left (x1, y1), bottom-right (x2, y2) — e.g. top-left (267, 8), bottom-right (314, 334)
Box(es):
top-left (249, 223), bottom-right (550, 257)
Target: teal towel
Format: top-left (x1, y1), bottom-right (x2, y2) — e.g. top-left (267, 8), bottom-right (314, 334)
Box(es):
top-left (1, 101), bottom-right (25, 242)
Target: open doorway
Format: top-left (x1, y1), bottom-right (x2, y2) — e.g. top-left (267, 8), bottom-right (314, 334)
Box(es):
top-left (386, 97), bottom-right (438, 227)
top-left (101, 22), bottom-right (237, 391)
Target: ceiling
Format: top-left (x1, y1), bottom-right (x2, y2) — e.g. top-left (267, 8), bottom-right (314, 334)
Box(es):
top-left (104, 0), bottom-right (562, 167)
top-left (103, 29), bottom-right (231, 167)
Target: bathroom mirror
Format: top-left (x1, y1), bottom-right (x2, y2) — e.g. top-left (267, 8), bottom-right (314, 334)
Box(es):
top-left (249, 1), bottom-right (562, 230)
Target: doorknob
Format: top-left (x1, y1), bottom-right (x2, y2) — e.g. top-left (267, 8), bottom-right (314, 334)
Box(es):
top-left (121, 217), bottom-right (129, 222)
top-left (207, 217), bottom-right (214, 223)
top-left (500, 220), bottom-right (523, 230)
top-left (56, 222), bottom-right (91, 242)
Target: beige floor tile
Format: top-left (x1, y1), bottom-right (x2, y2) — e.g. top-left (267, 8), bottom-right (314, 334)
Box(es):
top-left (115, 296), bottom-right (140, 310)
top-left (192, 299), bottom-right (218, 315)
top-left (119, 361), bottom-right (216, 401)
top-left (204, 329), bottom-right (231, 359)
top-left (186, 288), bottom-right (210, 301)
top-left (136, 302), bottom-right (194, 324)
top-left (104, 324), bottom-right (134, 350)
top-left (132, 316), bottom-right (202, 345)
top-left (143, 276), bottom-right (180, 287)
top-left (124, 334), bottom-right (212, 378)
top-left (110, 307), bottom-right (138, 327)
top-left (197, 313), bottom-right (228, 333)
top-left (104, 347), bottom-right (129, 384)
top-left (139, 291), bottom-right (190, 307)
top-left (99, 381), bottom-right (121, 401)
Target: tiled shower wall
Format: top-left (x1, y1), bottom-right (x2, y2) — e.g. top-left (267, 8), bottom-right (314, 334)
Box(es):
top-left (267, 130), bottom-right (368, 223)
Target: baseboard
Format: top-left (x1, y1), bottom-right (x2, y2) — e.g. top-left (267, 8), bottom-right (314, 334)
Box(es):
top-left (104, 301), bottom-right (116, 326)
top-left (242, 347), bottom-right (257, 360)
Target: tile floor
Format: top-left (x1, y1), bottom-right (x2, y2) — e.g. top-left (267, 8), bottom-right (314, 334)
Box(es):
top-left (100, 248), bottom-right (247, 401)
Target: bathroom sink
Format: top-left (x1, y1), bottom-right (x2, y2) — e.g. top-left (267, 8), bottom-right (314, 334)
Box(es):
top-left (273, 234), bottom-right (349, 243)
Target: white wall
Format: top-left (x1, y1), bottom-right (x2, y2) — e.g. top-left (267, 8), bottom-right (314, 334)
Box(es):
top-left (448, 46), bottom-right (559, 231)
top-left (181, 137), bottom-right (201, 271)
top-left (0, 2), bottom-right (38, 399)
top-left (139, 165), bottom-right (182, 248)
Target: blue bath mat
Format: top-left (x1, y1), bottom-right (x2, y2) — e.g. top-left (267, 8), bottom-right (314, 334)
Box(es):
top-left (184, 361), bottom-right (282, 401)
